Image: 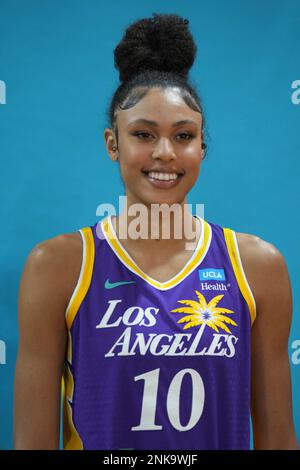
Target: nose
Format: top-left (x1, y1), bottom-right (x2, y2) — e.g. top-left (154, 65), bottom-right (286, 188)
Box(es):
top-left (152, 137), bottom-right (176, 161)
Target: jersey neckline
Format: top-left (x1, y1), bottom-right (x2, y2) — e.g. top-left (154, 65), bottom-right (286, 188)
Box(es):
top-left (100, 214), bottom-right (212, 291)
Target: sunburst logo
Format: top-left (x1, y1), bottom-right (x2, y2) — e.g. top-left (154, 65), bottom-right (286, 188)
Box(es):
top-left (170, 291), bottom-right (237, 334)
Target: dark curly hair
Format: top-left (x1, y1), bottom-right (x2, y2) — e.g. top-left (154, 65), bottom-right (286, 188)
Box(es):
top-left (106, 12), bottom-right (207, 157)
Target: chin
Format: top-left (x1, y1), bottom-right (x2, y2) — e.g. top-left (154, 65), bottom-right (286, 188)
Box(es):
top-left (141, 194), bottom-right (185, 208)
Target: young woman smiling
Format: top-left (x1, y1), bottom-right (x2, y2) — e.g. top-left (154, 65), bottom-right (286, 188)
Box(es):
top-left (14, 13), bottom-right (298, 450)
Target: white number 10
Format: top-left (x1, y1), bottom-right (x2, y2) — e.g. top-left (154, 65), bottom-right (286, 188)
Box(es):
top-left (131, 368), bottom-right (205, 432)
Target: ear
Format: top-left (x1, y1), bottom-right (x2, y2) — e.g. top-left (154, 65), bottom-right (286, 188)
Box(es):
top-left (201, 128), bottom-right (206, 159)
top-left (201, 141), bottom-right (206, 160)
top-left (104, 128), bottom-right (119, 161)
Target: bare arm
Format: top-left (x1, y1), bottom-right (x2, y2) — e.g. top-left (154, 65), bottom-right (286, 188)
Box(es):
top-left (237, 233), bottom-right (299, 450)
top-left (14, 233), bottom-right (82, 449)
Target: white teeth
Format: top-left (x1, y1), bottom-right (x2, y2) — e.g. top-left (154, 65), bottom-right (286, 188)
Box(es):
top-left (148, 172), bottom-right (179, 181)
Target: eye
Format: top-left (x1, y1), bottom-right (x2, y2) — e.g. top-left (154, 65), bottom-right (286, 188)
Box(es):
top-left (132, 131), bottom-right (195, 141)
top-left (177, 133), bottom-right (194, 141)
top-left (133, 132), bottom-right (153, 140)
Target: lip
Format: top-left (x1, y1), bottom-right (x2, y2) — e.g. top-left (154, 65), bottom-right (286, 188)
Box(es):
top-left (142, 171), bottom-right (184, 189)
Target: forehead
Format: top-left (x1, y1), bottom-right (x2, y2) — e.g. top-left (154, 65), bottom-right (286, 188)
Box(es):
top-left (117, 87), bottom-right (202, 127)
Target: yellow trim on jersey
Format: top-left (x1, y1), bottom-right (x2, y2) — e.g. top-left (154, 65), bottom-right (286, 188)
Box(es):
top-left (67, 330), bottom-right (72, 364)
top-left (65, 227), bottom-right (95, 330)
top-left (64, 363), bottom-right (74, 401)
top-left (62, 366), bottom-right (83, 450)
top-left (223, 228), bottom-right (256, 325)
top-left (62, 227), bottom-right (95, 449)
top-left (101, 215), bottom-right (212, 290)
top-left (61, 329), bottom-right (83, 449)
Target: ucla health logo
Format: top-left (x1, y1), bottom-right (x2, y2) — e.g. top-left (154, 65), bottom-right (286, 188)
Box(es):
top-left (198, 268), bottom-right (225, 281)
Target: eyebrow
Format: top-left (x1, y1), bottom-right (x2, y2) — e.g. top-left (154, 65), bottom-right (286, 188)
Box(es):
top-left (127, 118), bottom-right (198, 128)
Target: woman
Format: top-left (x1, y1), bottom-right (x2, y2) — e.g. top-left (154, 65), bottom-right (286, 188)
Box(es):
top-left (14, 13), bottom-right (298, 450)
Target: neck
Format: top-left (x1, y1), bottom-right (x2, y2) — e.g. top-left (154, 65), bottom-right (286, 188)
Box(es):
top-left (112, 201), bottom-right (201, 254)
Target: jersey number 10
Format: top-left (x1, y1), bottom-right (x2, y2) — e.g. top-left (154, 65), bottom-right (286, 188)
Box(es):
top-left (131, 368), bottom-right (205, 432)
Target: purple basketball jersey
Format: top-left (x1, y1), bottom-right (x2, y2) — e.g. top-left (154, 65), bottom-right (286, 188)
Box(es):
top-left (62, 215), bottom-right (256, 450)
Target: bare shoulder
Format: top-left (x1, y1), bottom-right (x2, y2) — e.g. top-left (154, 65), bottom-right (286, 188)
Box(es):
top-left (15, 231), bottom-right (83, 449)
top-left (235, 235), bottom-right (297, 449)
top-left (235, 231), bottom-right (282, 259)
top-left (235, 231), bottom-right (291, 305)
top-left (23, 231), bottom-right (83, 309)
top-left (27, 230), bottom-right (82, 268)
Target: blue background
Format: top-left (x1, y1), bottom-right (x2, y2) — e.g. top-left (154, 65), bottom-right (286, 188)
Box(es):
top-left (0, 0), bottom-right (299, 449)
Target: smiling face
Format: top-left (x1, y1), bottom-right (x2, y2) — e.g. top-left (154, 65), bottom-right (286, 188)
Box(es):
top-left (105, 86), bottom-right (204, 207)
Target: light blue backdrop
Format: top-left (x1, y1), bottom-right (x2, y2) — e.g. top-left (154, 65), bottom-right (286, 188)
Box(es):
top-left (0, 0), bottom-right (299, 450)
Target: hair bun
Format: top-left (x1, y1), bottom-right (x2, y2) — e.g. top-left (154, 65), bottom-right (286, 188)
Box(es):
top-left (114, 13), bottom-right (197, 83)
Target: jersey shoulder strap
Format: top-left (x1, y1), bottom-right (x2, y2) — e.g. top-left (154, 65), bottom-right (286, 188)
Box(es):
top-left (65, 226), bottom-right (95, 330)
top-left (223, 227), bottom-right (256, 325)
